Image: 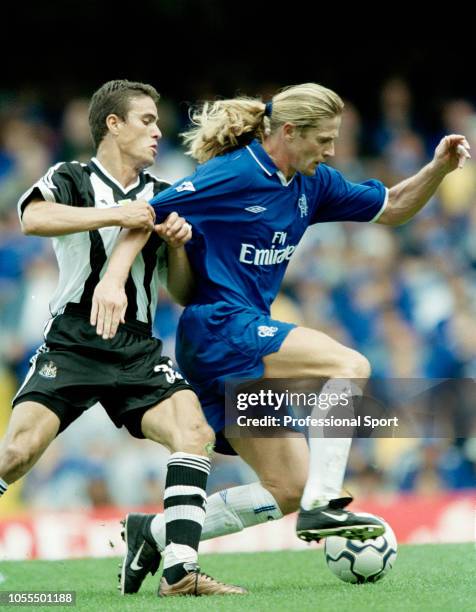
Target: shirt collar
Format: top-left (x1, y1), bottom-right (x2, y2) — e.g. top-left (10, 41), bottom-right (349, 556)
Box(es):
top-left (245, 139), bottom-right (295, 186)
top-left (90, 157), bottom-right (141, 194)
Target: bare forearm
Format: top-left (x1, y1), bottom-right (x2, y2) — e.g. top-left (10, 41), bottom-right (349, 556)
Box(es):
top-left (380, 160), bottom-right (447, 226)
top-left (380, 134), bottom-right (471, 226)
top-left (166, 246), bottom-right (195, 306)
top-left (105, 229), bottom-right (150, 284)
top-left (21, 201), bottom-right (124, 236)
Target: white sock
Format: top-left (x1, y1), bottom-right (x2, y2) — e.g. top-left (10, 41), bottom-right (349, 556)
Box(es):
top-left (0, 477), bottom-right (7, 496)
top-left (150, 482), bottom-right (283, 551)
top-left (300, 379), bottom-right (360, 510)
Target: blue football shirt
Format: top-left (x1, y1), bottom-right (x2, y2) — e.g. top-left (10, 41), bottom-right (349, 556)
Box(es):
top-left (150, 139), bottom-right (388, 313)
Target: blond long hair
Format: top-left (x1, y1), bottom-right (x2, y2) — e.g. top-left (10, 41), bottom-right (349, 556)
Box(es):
top-left (182, 83), bottom-right (344, 163)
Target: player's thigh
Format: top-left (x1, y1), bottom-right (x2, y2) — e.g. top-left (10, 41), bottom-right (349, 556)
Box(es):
top-left (263, 326), bottom-right (370, 379)
top-left (141, 390), bottom-right (214, 454)
top-left (0, 401), bottom-right (60, 457)
top-left (229, 434), bottom-right (309, 498)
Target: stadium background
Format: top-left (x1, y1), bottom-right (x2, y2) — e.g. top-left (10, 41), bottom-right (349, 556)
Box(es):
top-left (0, 5), bottom-right (474, 558)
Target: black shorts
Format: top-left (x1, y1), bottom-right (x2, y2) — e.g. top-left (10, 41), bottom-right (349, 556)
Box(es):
top-left (12, 305), bottom-right (192, 438)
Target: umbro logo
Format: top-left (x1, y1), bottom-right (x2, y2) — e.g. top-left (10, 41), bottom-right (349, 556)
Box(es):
top-left (245, 206), bottom-right (267, 214)
top-left (175, 181), bottom-right (196, 193)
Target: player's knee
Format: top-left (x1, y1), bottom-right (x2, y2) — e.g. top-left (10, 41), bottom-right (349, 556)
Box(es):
top-left (338, 351), bottom-right (371, 381)
top-left (348, 352), bottom-right (371, 380)
top-left (174, 420), bottom-right (215, 456)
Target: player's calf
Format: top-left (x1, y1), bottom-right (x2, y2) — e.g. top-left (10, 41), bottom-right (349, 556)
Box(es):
top-left (0, 441), bottom-right (46, 483)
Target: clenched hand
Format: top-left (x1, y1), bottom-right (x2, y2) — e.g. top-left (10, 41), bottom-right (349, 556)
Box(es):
top-left (118, 199), bottom-right (156, 230)
top-left (433, 134), bottom-right (471, 172)
top-left (155, 212), bottom-right (192, 248)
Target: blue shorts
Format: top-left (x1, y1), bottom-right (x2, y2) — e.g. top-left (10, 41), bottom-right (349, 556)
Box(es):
top-left (176, 302), bottom-right (296, 453)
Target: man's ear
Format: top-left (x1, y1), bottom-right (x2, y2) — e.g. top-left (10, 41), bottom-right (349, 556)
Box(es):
top-left (282, 122), bottom-right (298, 142)
top-left (106, 113), bottom-right (121, 136)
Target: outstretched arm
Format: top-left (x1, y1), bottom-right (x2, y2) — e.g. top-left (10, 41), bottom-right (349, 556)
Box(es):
top-left (22, 199), bottom-right (155, 236)
top-left (377, 134), bottom-right (471, 226)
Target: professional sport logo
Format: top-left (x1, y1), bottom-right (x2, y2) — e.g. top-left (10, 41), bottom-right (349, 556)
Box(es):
top-left (257, 326), bottom-right (278, 338)
top-left (38, 361), bottom-right (57, 379)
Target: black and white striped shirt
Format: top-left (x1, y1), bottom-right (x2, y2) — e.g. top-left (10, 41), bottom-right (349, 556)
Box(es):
top-left (18, 157), bottom-right (171, 329)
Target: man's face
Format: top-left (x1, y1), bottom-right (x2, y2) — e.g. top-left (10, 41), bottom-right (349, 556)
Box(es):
top-left (287, 115), bottom-right (341, 176)
top-left (116, 95), bottom-right (161, 169)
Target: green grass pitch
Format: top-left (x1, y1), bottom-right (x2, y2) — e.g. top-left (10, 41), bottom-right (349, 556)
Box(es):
top-left (0, 544), bottom-right (474, 611)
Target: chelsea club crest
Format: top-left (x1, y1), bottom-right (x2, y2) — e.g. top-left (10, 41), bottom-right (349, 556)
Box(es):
top-left (298, 194), bottom-right (308, 218)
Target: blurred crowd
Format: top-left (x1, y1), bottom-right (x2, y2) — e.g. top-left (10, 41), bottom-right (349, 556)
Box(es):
top-left (0, 78), bottom-right (475, 513)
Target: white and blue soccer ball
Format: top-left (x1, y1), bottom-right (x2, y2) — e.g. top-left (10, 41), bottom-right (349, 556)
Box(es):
top-left (324, 516), bottom-right (397, 584)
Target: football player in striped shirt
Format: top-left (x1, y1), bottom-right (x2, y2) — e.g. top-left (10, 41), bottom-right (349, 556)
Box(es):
top-left (0, 80), bottom-right (245, 597)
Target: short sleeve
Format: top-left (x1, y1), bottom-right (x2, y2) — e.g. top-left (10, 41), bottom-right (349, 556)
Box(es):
top-left (311, 164), bottom-right (388, 224)
top-left (17, 162), bottom-right (83, 220)
top-left (149, 155), bottom-right (251, 224)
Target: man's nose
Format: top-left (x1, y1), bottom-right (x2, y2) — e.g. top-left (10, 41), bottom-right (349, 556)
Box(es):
top-left (325, 142), bottom-right (335, 158)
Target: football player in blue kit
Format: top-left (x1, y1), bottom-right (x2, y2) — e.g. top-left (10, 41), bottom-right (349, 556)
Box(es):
top-left (90, 83), bottom-right (470, 593)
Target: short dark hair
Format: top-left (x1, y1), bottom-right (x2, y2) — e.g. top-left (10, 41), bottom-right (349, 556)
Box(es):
top-left (88, 79), bottom-right (160, 148)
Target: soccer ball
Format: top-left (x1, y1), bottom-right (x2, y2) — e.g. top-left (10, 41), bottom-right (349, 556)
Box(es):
top-left (324, 516), bottom-right (397, 584)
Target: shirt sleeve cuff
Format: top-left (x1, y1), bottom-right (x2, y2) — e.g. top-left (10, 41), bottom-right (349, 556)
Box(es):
top-left (370, 187), bottom-right (389, 223)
